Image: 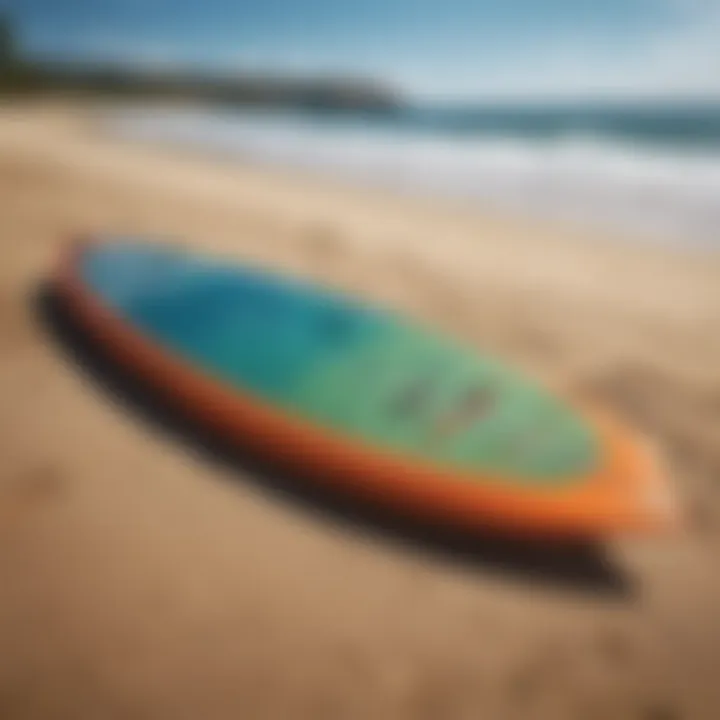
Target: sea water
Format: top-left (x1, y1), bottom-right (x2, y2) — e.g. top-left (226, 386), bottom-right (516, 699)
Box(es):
top-left (107, 102), bottom-right (720, 248)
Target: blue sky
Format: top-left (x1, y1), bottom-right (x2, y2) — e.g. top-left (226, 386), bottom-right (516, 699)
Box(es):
top-left (4, 0), bottom-right (720, 100)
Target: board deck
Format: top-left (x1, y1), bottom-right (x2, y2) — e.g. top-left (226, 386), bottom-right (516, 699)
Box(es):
top-left (53, 237), bottom-right (675, 537)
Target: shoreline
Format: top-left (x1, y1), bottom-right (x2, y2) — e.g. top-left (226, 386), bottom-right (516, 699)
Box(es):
top-left (1, 100), bottom-right (719, 719)
top-left (103, 101), bottom-right (720, 251)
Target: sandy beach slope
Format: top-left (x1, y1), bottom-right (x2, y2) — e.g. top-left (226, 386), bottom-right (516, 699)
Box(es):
top-left (1, 100), bottom-right (719, 719)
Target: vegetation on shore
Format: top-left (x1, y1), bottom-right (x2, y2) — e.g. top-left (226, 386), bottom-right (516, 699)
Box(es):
top-left (0, 12), bottom-right (400, 111)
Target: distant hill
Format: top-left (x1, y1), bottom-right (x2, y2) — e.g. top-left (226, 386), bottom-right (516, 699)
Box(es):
top-left (20, 62), bottom-right (402, 111)
top-left (0, 12), bottom-right (400, 111)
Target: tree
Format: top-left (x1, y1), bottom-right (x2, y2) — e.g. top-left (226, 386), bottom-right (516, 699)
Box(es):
top-left (0, 13), bottom-right (17, 68)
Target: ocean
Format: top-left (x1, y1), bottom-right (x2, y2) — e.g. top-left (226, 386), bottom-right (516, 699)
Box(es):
top-left (107, 102), bottom-right (720, 247)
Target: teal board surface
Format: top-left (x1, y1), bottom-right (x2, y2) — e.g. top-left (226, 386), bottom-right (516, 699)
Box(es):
top-left (81, 241), bottom-right (600, 486)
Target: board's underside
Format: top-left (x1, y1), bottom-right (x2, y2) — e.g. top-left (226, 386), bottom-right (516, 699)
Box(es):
top-left (80, 241), bottom-right (599, 489)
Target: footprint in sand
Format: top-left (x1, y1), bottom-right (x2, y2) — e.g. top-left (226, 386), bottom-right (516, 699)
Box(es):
top-left (0, 465), bottom-right (66, 528)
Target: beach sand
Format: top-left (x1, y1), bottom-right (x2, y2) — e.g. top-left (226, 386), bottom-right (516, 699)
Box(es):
top-left (1, 99), bottom-right (719, 719)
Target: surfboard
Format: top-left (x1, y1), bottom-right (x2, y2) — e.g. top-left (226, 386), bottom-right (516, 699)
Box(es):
top-left (53, 237), bottom-right (674, 538)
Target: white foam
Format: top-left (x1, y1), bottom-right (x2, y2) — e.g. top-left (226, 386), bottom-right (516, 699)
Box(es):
top-left (107, 106), bottom-right (720, 247)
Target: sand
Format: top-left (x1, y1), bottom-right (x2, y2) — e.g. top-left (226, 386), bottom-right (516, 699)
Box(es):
top-left (1, 99), bottom-right (719, 719)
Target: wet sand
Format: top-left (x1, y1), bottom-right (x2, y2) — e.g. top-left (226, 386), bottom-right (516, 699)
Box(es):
top-left (1, 100), bottom-right (719, 719)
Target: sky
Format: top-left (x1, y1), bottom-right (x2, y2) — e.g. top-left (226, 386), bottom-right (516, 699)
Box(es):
top-left (4, 0), bottom-right (720, 101)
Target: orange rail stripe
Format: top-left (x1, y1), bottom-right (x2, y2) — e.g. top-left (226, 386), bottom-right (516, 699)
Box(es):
top-left (54, 237), bottom-right (674, 538)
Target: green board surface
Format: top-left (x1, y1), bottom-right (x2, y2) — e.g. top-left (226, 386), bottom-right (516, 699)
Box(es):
top-left (81, 241), bottom-right (600, 486)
